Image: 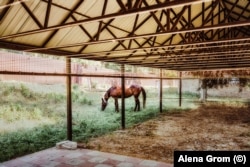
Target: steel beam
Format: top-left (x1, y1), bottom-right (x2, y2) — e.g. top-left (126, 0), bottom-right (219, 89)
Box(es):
top-left (121, 64), bottom-right (125, 129)
top-left (66, 57), bottom-right (72, 141)
top-left (159, 69), bottom-right (163, 113)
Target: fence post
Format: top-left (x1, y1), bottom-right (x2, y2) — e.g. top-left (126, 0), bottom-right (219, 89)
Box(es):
top-left (179, 72), bottom-right (182, 107)
top-left (66, 57), bottom-right (72, 140)
top-left (159, 69), bottom-right (163, 113)
top-left (121, 64), bottom-right (125, 129)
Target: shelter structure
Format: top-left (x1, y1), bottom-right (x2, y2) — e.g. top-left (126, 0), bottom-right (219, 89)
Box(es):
top-left (0, 0), bottom-right (250, 140)
top-left (1, 0), bottom-right (250, 70)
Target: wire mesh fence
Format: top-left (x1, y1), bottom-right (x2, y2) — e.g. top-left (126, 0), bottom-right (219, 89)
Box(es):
top-left (0, 49), bottom-right (250, 162)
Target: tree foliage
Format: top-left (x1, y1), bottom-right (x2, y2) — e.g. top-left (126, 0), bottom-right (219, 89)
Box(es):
top-left (185, 69), bottom-right (250, 92)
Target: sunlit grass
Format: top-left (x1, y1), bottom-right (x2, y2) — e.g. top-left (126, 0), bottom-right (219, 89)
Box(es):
top-left (0, 82), bottom-right (200, 162)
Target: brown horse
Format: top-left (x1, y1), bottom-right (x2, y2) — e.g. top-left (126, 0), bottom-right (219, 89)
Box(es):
top-left (101, 84), bottom-right (146, 112)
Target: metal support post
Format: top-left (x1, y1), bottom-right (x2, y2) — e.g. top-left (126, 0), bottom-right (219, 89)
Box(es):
top-left (66, 57), bottom-right (72, 140)
top-left (159, 69), bottom-right (163, 113)
top-left (179, 72), bottom-right (182, 107)
top-left (121, 64), bottom-right (125, 129)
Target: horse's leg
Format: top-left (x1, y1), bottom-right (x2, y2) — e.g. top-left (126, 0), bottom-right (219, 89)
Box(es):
top-left (137, 97), bottom-right (140, 111)
top-left (134, 96), bottom-right (137, 111)
top-left (114, 98), bottom-right (119, 112)
top-left (134, 96), bottom-right (140, 111)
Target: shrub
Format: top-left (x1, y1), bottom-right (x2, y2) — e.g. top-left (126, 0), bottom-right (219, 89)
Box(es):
top-left (20, 84), bottom-right (32, 98)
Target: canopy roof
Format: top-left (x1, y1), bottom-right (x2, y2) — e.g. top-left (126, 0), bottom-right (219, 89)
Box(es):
top-left (0, 0), bottom-right (250, 71)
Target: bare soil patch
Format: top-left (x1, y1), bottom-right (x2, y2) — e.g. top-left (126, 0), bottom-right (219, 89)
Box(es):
top-left (85, 104), bottom-right (250, 163)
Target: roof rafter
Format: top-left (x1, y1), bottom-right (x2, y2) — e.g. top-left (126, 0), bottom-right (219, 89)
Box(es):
top-left (0, 0), bottom-right (250, 71)
top-left (44, 0), bottom-right (52, 28)
top-left (23, 20), bottom-right (250, 53)
top-left (20, 0), bottom-right (43, 29)
top-left (41, 0), bottom-right (85, 47)
top-left (0, 0), bottom-right (205, 40)
top-left (0, 0), bottom-right (14, 22)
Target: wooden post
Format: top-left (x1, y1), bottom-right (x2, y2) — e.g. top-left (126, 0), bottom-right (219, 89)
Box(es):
top-left (179, 71), bottom-right (182, 107)
top-left (121, 64), bottom-right (125, 129)
top-left (66, 57), bottom-right (72, 140)
top-left (159, 69), bottom-right (163, 113)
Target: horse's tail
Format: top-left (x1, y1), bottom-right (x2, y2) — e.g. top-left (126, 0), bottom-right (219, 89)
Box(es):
top-left (141, 86), bottom-right (146, 108)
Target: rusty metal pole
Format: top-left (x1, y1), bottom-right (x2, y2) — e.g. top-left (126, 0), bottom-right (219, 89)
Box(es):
top-left (179, 71), bottom-right (182, 107)
top-left (159, 69), bottom-right (163, 113)
top-left (121, 64), bottom-right (125, 129)
top-left (66, 57), bottom-right (72, 140)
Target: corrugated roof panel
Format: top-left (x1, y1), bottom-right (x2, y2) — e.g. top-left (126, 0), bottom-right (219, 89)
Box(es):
top-left (29, 1), bottom-right (47, 26)
top-left (106, 51), bottom-right (133, 58)
top-left (45, 26), bottom-right (73, 47)
top-left (109, 13), bottom-right (154, 35)
top-left (203, 1), bottom-right (213, 26)
top-left (55, 26), bottom-right (90, 46)
top-left (97, 28), bottom-right (117, 40)
top-left (0, 1), bottom-right (52, 36)
top-left (81, 21), bottom-right (99, 35)
top-left (171, 34), bottom-right (182, 44)
top-left (130, 38), bottom-right (148, 48)
top-left (140, 0), bottom-right (158, 7)
top-left (76, 0), bottom-right (102, 17)
top-left (59, 46), bottom-right (84, 53)
top-left (46, 18), bottom-right (99, 48)
top-left (134, 15), bottom-right (159, 35)
top-left (105, 0), bottom-right (122, 14)
top-left (10, 31), bottom-right (53, 46)
top-left (51, 0), bottom-right (78, 10)
top-left (0, 0), bottom-right (8, 6)
top-left (48, 3), bottom-right (73, 27)
top-left (0, 0), bottom-right (12, 9)
top-left (46, 27), bottom-right (80, 47)
top-left (76, 0), bottom-right (121, 16)
top-left (225, 0), bottom-right (250, 21)
top-left (0, 4), bottom-right (30, 36)
top-left (83, 41), bottom-right (118, 53)
top-left (171, 6), bottom-right (184, 15)
top-left (110, 15), bottom-right (136, 33)
top-left (105, 56), bottom-right (123, 60)
top-left (211, 4), bottom-right (220, 25)
top-left (154, 34), bottom-right (173, 45)
top-left (191, 3), bottom-right (203, 27)
top-left (103, 25), bottom-right (129, 39)
top-left (144, 55), bottom-right (161, 60)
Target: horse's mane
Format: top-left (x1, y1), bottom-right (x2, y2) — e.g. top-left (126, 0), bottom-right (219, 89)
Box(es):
top-left (105, 86), bottom-right (116, 98)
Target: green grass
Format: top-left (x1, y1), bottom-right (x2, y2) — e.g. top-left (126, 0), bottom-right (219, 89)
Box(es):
top-left (0, 124), bottom-right (67, 162)
top-left (1, 81), bottom-right (249, 162)
top-left (0, 81), bottom-right (199, 162)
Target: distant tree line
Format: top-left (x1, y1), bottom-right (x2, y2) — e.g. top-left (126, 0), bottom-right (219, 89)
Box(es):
top-left (184, 70), bottom-right (250, 101)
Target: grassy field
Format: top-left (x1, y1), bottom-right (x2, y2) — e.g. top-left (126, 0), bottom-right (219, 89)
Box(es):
top-left (0, 81), bottom-right (199, 162)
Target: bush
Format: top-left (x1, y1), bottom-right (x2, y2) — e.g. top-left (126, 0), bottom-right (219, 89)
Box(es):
top-left (0, 124), bottom-right (67, 162)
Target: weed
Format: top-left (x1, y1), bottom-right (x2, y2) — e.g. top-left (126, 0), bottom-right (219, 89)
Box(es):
top-left (31, 107), bottom-right (43, 120)
top-left (20, 84), bottom-right (33, 99)
top-left (2, 85), bottom-right (16, 96)
top-left (46, 93), bottom-right (65, 103)
top-left (79, 97), bottom-right (92, 105)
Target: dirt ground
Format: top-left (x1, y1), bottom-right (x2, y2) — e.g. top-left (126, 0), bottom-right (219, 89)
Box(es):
top-left (83, 104), bottom-right (250, 163)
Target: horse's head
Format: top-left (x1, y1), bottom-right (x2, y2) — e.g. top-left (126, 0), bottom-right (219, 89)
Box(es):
top-left (101, 89), bottom-right (111, 111)
top-left (101, 98), bottom-right (108, 111)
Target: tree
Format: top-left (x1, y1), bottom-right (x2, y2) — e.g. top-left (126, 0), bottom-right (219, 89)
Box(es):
top-left (184, 70), bottom-right (250, 102)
